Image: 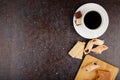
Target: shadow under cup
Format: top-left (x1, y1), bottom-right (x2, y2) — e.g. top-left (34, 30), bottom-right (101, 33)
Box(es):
top-left (84, 11), bottom-right (102, 30)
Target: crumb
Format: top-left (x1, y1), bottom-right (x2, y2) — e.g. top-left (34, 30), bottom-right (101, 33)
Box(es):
top-left (22, 46), bottom-right (25, 50)
top-left (56, 72), bottom-right (58, 75)
top-left (35, 69), bottom-right (37, 71)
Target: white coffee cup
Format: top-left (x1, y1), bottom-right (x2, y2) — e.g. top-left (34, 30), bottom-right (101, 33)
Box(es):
top-left (73, 3), bottom-right (109, 39)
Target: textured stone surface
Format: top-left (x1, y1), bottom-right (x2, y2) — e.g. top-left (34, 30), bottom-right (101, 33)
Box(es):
top-left (0, 0), bottom-right (120, 80)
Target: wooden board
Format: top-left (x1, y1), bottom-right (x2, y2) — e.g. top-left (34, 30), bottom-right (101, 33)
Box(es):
top-left (75, 55), bottom-right (119, 80)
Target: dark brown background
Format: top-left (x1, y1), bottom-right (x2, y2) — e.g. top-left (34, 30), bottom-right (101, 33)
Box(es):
top-left (0, 0), bottom-right (120, 80)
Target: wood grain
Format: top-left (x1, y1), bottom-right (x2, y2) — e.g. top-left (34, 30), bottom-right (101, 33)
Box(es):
top-left (75, 55), bottom-right (119, 80)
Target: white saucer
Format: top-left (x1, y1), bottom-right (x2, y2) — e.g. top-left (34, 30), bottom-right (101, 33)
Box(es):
top-left (73, 3), bottom-right (109, 39)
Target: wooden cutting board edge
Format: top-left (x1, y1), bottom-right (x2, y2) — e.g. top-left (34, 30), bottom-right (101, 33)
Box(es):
top-left (75, 55), bottom-right (119, 80)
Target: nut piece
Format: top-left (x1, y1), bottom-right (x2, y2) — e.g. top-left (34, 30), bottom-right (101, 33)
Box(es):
top-left (82, 62), bottom-right (100, 72)
top-left (91, 45), bottom-right (108, 54)
top-left (69, 41), bottom-right (85, 59)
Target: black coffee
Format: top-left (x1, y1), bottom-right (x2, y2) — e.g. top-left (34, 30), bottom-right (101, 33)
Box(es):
top-left (84, 11), bottom-right (102, 29)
